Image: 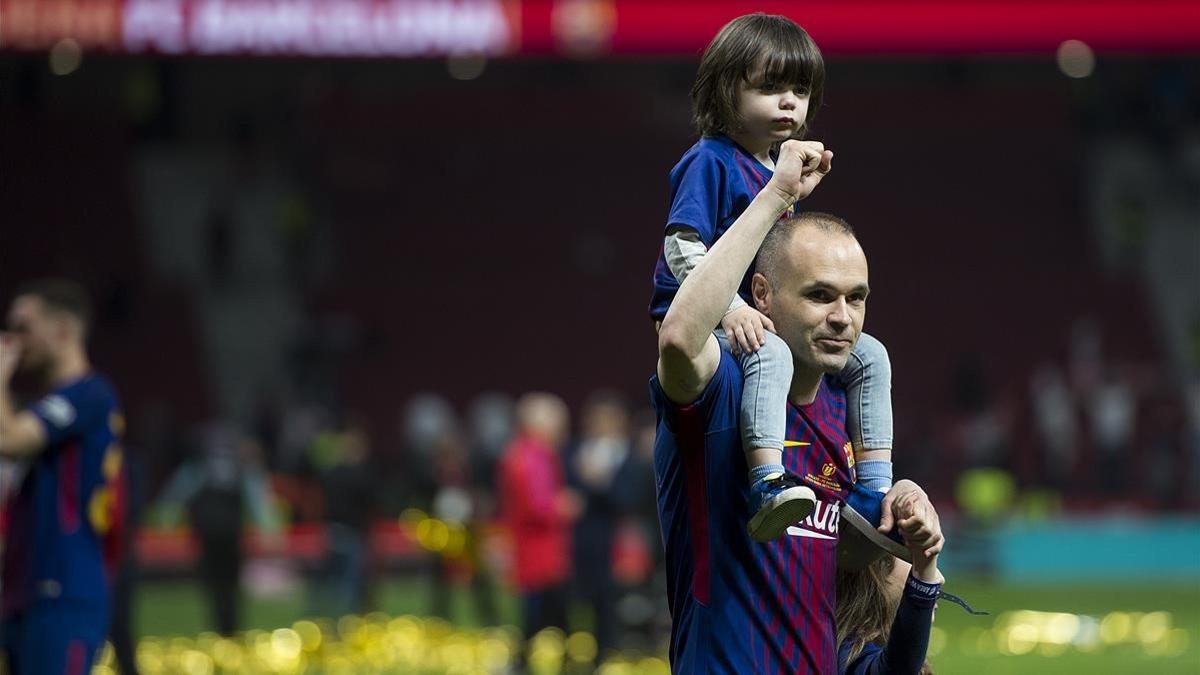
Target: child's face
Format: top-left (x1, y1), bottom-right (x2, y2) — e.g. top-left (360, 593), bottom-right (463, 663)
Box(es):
top-left (734, 74), bottom-right (810, 148)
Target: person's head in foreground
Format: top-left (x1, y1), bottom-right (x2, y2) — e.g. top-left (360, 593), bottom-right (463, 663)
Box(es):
top-left (693, 13), bottom-right (826, 152)
top-left (836, 555), bottom-right (935, 675)
top-left (836, 485), bottom-right (947, 675)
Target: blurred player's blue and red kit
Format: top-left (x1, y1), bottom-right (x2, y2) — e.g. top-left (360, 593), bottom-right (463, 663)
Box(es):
top-left (1, 373), bottom-right (126, 675)
top-left (650, 353), bottom-right (854, 673)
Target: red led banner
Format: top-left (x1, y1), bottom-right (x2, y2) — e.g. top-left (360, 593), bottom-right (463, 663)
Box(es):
top-left (0, 0), bottom-right (1196, 57)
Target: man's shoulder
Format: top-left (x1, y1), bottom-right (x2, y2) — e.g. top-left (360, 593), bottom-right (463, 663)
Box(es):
top-left (26, 374), bottom-right (107, 435)
top-left (55, 372), bottom-right (118, 407)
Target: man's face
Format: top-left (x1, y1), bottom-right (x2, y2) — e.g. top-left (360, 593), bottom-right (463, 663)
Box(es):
top-left (7, 295), bottom-right (59, 374)
top-left (755, 226), bottom-right (869, 376)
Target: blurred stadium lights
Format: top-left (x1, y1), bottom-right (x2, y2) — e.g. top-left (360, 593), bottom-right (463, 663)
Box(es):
top-left (551, 0), bottom-right (616, 57)
top-left (1, 0), bottom-right (1198, 57)
top-left (447, 54), bottom-right (488, 80)
top-left (48, 37), bottom-right (82, 75)
top-left (1057, 39), bottom-right (1096, 78)
top-left (992, 609), bottom-right (1190, 658)
top-left (104, 606), bottom-right (1191, 673)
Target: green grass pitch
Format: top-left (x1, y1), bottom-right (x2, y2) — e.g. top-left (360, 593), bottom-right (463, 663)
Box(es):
top-left (129, 577), bottom-right (1200, 674)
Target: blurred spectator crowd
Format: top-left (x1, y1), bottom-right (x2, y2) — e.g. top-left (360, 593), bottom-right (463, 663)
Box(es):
top-left (124, 388), bottom-right (668, 660)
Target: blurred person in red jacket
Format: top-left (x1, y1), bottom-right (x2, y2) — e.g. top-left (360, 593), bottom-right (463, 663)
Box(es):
top-left (499, 392), bottom-right (580, 641)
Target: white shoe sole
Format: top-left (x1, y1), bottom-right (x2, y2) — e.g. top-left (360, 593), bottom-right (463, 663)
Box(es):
top-left (747, 485), bottom-right (817, 542)
top-left (839, 502), bottom-right (912, 567)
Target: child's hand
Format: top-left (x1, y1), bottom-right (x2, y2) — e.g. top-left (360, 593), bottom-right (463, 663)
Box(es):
top-left (721, 306), bottom-right (776, 356)
top-left (897, 492), bottom-right (944, 560)
top-left (899, 495), bottom-right (946, 584)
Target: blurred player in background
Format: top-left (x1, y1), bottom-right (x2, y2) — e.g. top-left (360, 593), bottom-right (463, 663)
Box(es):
top-left (316, 416), bottom-right (377, 619)
top-left (156, 423), bottom-right (282, 636)
top-left (0, 279), bottom-right (126, 675)
top-left (649, 12), bottom-right (896, 544)
top-left (569, 390), bottom-right (637, 660)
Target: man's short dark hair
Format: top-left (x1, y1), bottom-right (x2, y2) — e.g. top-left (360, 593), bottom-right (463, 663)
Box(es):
top-left (692, 13), bottom-right (826, 139)
top-left (755, 212), bottom-right (857, 286)
top-left (16, 278), bottom-right (93, 332)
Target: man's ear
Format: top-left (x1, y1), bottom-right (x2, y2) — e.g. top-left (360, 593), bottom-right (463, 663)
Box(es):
top-left (751, 272), bottom-right (772, 314)
top-left (56, 315), bottom-right (82, 344)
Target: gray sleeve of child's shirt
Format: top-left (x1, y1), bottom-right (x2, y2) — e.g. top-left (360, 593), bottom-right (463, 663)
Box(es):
top-left (664, 228), bottom-right (747, 315)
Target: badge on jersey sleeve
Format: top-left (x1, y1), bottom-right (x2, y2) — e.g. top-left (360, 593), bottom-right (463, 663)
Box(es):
top-left (36, 394), bottom-right (76, 428)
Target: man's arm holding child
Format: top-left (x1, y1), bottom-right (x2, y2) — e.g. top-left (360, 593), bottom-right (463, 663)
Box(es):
top-left (663, 229), bottom-right (773, 356)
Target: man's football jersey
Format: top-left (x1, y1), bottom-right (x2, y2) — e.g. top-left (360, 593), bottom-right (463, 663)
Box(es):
top-left (649, 134), bottom-right (784, 321)
top-left (650, 352), bottom-right (854, 673)
top-left (1, 373), bottom-right (123, 617)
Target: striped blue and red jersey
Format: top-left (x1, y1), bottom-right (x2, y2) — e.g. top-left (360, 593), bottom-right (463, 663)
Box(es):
top-left (650, 352), bottom-right (855, 674)
top-left (1, 373), bottom-right (124, 618)
top-left (650, 134), bottom-right (787, 321)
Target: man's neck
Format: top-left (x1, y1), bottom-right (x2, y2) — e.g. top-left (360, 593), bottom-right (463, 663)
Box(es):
top-left (788, 368), bottom-right (824, 406)
top-left (43, 349), bottom-right (89, 391)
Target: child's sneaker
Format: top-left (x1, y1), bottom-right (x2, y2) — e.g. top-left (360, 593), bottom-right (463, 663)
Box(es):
top-left (747, 472), bottom-right (817, 542)
top-left (838, 482), bottom-right (911, 571)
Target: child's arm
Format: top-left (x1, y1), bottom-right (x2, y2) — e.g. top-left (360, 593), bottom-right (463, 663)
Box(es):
top-left (852, 570), bottom-right (939, 675)
top-left (664, 228), bottom-right (777, 356)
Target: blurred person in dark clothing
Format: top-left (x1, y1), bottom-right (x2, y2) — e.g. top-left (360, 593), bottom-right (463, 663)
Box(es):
top-left (467, 394), bottom-right (514, 485)
top-left (157, 423), bottom-right (281, 635)
top-left (401, 394), bottom-right (458, 515)
top-left (569, 391), bottom-right (635, 657)
top-left (107, 445), bottom-right (143, 674)
top-left (462, 393), bottom-right (515, 626)
top-left (428, 424), bottom-right (504, 625)
top-left (316, 417), bottom-right (375, 618)
top-left (0, 280), bottom-right (126, 675)
top-left (1030, 364), bottom-right (1078, 492)
top-left (1088, 370), bottom-right (1136, 496)
top-left (608, 409), bottom-right (669, 651)
top-left (399, 395), bottom-right (477, 621)
top-left (499, 393), bottom-right (579, 640)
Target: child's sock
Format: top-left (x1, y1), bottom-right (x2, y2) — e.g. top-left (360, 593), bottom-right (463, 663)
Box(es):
top-left (856, 458), bottom-right (893, 492)
top-left (748, 462), bottom-right (787, 488)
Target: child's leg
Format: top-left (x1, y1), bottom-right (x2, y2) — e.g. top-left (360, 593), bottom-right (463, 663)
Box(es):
top-left (713, 329), bottom-right (789, 470)
top-left (738, 330), bottom-right (792, 473)
top-left (715, 329), bottom-right (816, 541)
top-left (840, 332), bottom-right (894, 492)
